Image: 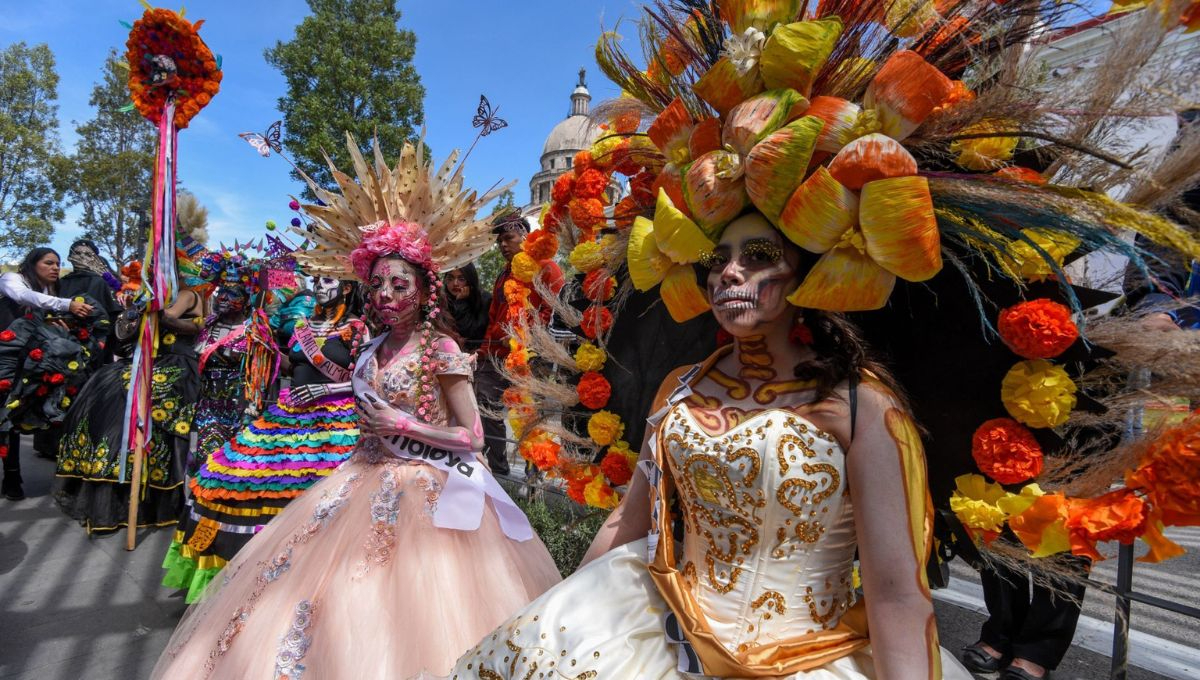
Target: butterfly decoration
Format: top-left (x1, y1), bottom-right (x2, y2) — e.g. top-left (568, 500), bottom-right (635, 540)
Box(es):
top-left (238, 120), bottom-right (282, 157)
top-left (472, 95), bottom-right (508, 136)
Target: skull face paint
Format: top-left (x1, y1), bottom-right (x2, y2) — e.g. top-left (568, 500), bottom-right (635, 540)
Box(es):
top-left (313, 276), bottom-right (341, 306)
top-left (368, 257), bottom-right (423, 333)
top-left (705, 213), bottom-right (799, 337)
top-left (213, 286), bottom-right (248, 317)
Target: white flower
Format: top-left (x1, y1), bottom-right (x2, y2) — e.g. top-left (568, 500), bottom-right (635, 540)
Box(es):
top-left (723, 27), bottom-right (766, 76)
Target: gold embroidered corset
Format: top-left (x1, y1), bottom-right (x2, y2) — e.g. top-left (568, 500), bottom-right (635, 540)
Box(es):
top-left (661, 404), bottom-right (857, 657)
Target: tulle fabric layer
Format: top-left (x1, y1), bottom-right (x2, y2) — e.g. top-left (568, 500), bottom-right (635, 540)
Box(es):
top-left (445, 539), bottom-right (972, 679)
top-left (151, 456), bottom-right (562, 680)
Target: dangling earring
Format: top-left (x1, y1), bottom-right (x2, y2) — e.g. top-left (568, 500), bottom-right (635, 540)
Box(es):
top-left (789, 314), bottom-right (814, 345)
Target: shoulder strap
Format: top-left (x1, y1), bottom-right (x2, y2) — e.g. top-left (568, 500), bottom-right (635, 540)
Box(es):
top-left (849, 371), bottom-right (859, 443)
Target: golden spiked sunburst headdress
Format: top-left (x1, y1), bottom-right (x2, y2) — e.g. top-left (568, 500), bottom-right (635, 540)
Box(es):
top-left (292, 132), bottom-right (514, 280)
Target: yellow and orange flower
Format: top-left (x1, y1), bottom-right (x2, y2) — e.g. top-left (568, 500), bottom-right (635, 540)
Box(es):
top-left (125, 7), bottom-right (221, 129)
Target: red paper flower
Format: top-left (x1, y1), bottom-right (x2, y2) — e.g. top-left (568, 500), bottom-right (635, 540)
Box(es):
top-left (577, 371), bottom-right (612, 410)
top-left (998, 299), bottom-right (1079, 360)
top-left (601, 449), bottom-right (634, 486)
top-left (581, 307), bottom-right (613, 339)
top-left (551, 173), bottom-right (576, 203)
top-left (0, 330), bottom-right (15, 342)
top-left (972, 418), bottom-right (1044, 484)
top-left (35, 385), bottom-right (49, 397)
top-left (29, 348), bottom-right (44, 361)
top-left (48, 373), bottom-right (66, 385)
top-left (582, 269), bottom-right (616, 302)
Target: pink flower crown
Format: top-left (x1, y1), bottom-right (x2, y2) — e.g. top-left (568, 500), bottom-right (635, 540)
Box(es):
top-left (349, 220), bottom-right (436, 281)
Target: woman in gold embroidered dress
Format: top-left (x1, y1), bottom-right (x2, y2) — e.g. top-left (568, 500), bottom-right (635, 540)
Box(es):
top-left (149, 137), bottom-right (560, 680)
top-left (447, 213), bottom-right (969, 680)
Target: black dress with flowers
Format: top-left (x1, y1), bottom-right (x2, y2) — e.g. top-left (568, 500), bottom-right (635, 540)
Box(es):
top-left (53, 328), bottom-right (199, 533)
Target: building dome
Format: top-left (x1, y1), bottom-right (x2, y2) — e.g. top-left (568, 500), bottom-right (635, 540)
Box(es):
top-left (542, 115), bottom-right (597, 156)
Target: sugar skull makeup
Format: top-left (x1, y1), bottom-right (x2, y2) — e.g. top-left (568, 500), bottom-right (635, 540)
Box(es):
top-left (705, 213), bottom-right (799, 337)
top-left (368, 257), bottom-right (423, 331)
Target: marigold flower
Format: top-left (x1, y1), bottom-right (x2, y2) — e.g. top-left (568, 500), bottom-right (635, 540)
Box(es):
top-left (587, 410), bottom-right (624, 446)
top-left (551, 173), bottom-right (576, 203)
top-left (581, 307), bottom-right (614, 339)
top-left (574, 342), bottom-right (607, 372)
top-left (1009, 229), bottom-right (1079, 282)
top-left (568, 198), bottom-right (606, 231)
top-left (573, 150), bottom-right (596, 175)
top-left (511, 252), bottom-right (541, 284)
top-left (574, 168), bottom-right (610, 200)
top-left (519, 433), bottom-right (561, 471)
top-left (1065, 488), bottom-right (1149, 560)
top-left (1001, 360), bottom-right (1077, 429)
top-left (568, 241), bottom-right (605, 273)
top-left (577, 371), bottom-right (612, 410)
top-left (950, 120), bottom-right (1018, 171)
top-left (949, 473), bottom-right (1011, 543)
top-left (972, 418), bottom-right (1044, 484)
top-left (522, 229), bottom-right (559, 262)
top-left (584, 474), bottom-right (620, 509)
top-left (600, 448), bottom-right (635, 486)
top-left (1125, 416), bottom-right (1200, 527)
top-left (998, 299), bottom-right (1078, 360)
top-left (582, 269), bottom-right (616, 302)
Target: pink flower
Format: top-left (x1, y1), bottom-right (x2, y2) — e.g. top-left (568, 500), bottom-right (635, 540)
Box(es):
top-left (350, 220), bottom-right (435, 280)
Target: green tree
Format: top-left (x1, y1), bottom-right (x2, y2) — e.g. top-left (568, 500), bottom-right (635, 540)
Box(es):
top-left (0, 42), bottom-right (67, 257)
top-left (67, 49), bottom-right (156, 266)
top-left (266, 0), bottom-right (425, 198)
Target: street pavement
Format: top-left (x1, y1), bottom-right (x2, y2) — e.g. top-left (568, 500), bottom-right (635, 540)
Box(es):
top-left (0, 445), bottom-right (1193, 680)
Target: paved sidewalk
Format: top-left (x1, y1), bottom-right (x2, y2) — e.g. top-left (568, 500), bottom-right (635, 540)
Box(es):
top-left (0, 448), bottom-right (1182, 680)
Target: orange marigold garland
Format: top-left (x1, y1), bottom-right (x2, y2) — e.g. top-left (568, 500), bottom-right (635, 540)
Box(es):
top-left (1065, 489), bottom-right (1149, 560)
top-left (1125, 416), bottom-right (1200, 527)
top-left (577, 371), bottom-right (612, 410)
top-left (581, 307), bottom-right (614, 339)
top-left (972, 418), bottom-right (1044, 484)
top-left (125, 7), bottom-right (221, 129)
top-left (600, 448), bottom-right (635, 486)
top-left (998, 299), bottom-right (1079, 360)
top-left (583, 269), bottom-right (616, 302)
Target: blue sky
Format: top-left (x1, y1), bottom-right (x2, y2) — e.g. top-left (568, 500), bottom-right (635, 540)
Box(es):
top-left (1, 0), bottom-right (645, 262)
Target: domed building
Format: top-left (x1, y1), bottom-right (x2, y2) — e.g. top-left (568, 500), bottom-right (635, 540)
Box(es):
top-left (524, 69), bottom-right (621, 215)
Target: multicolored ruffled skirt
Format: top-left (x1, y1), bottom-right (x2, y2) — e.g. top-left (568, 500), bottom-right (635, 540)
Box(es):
top-left (162, 388), bottom-right (358, 602)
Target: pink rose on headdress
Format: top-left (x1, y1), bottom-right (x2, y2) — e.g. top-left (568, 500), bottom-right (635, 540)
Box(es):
top-left (350, 220), bottom-right (435, 280)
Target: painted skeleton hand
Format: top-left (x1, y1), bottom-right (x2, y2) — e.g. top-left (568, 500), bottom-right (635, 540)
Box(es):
top-left (289, 381), bottom-right (350, 406)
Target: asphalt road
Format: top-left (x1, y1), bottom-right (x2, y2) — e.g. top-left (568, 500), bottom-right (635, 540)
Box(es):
top-left (0, 445), bottom-right (1191, 680)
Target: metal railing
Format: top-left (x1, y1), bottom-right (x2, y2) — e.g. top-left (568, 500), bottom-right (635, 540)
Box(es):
top-left (1103, 543), bottom-right (1200, 679)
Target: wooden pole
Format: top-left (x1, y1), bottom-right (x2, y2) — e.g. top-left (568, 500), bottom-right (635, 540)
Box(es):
top-left (125, 311), bottom-right (156, 551)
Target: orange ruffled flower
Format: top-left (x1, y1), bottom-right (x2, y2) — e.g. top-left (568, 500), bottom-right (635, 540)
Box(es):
top-left (523, 229), bottom-right (559, 262)
top-left (565, 463), bottom-right (600, 505)
top-left (573, 150), bottom-right (595, 175)
top-left (1125, 416), bottom-right (1200, 527)
top-left (998, 299), bottom-right (1079, 360)
top-left (551, 173), bottom-right (576, 203)
top-left (542, 203), bottom-right (567, 233)
top-left (583, 269), bottom-right (616, 302)
top-left (972, 418), bottom-right (1044, 484)
top-left (125, 8), bottom-right (221, 129)
top-left (574, 168), bottom-right (610, 200)
top-left (1065, 488), bottom-right (1148, 560)
top-left (581, 307), bottom-right (614, 339)
top-left (569, 197), bottom-right (606, 231)
top-left (584, 474), bottom-right (620, 509)
top-left (600, 448), bottom-right (635, 486)
top-left (519, 433), bottom-right (562, 471)
top-left (576, 371), bottom-right (612, 410)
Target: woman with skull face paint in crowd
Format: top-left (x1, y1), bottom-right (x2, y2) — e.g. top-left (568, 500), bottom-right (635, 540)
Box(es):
top-left (150, 137), bottom-right (559, 679)
top-left (190, 279), bottom-right (253, 476)
top-left (53, 270), bottom-right (205, 532)
top-left (163, 276), bottom-right (368, 603)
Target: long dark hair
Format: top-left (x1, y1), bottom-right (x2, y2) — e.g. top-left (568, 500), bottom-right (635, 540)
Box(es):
top-left (795, 310), bottom-right (911, 413)
top-left (18, 247), bottom-right (59, 293)
top-left (445, 263), bottom-right (483, 309)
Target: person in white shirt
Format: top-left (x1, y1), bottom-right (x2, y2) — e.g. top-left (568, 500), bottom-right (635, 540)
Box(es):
top-left (1, 247), bottom-right (94, 501)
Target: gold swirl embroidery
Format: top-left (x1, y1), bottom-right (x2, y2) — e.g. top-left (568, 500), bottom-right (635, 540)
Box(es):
top-left (776, 433), bottom-right (816, 475)
top-left (804, 584), bottom-right (850, 629)
top-left (751, 590), bottom-right (787, 615)
top-left (801, 462), bottom-right (840, 505)
top-left (726, 446), bottom-right (761, 488)
top-left (777, 477), bottom-right (818, 515)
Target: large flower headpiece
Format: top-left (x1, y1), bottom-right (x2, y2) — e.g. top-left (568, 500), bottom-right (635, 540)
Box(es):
top-left (293, 133), bottom-right (513, 283)
top-left (349, 221), bottom-right (436, 280)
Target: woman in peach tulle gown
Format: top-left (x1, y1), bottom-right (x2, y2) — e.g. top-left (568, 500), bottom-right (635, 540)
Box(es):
top-left (151, 180), bottom-right (561, 678)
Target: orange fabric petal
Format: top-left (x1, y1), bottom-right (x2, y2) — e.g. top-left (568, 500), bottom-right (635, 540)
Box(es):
top-left (777, 166), bottom-right (858, 253)
top-left (653, 164), bottom-right (691, 220)
top-left (722, 89), bottom-right (808, 157)
top-left (648, 98), bottom-right (695, 165)
top-left (689, 117), bottom-right (723, 159)
top-left (787, 246), bottom-right (896, 311)
top-left (661, 263), bottom-right (710, 322)
top-left (859, 176), bottom-right (941, 282)
top-left (1138, 516), bottom-right (1186, 563)
top-left (683, 152), bottom-right (750, 239)
top-left (653, 189), bottom-right (716, 264)
top-left (1009, 493), bottom-right (1071, 558)
top-left (693, 56), bottom-right (765, 117)
top-left (745, 115), bottom-right (824, 223)
top-left (864, 50), bottom-right (955, 140)
top-left (805, 96), bottom-right (862, 153)
top-left (718, 0), bottom-right (803, 33)
top-left (827, 133), bottom-right (919, 190)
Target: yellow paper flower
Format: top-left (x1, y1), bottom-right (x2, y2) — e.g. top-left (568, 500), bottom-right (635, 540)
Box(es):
top-left (1001, 359), bottom-right (1077, 428)
top-left (584, 474), bottom-right (620, 509)
top-left (511, 252), bottom-right (540, 284)
top-left (587, 410), bottom-right (625, 446)
top-left (569, 241), bottom-right (605, 273)
top-left (163, 333), bottom-right (177, 345)
top-left (949, 473), bottom-right (1011, 534)
top-left (151, 408), bottom-right (168, 422)
top-left (174, 421), bottom-right (190, 435)
top-left (950, 120), bottom-right (1018, 171)
top-left (574, 342), bottom-right (607, 372)
top-left (67, 361), bottom-right (79, 371)
top-left (1008, 229), bottom-right (1080, 282)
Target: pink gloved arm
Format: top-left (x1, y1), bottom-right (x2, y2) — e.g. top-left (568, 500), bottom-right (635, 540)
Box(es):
top-left (361, 373), bottom-right (482, 453)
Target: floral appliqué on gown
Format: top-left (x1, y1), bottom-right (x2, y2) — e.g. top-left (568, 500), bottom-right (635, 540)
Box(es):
top-left (152, 346), bottom-right (561, 680)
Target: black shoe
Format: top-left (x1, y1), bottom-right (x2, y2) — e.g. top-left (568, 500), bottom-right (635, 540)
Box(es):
top-left (1003, 665), bottom-right (1051, 680)
top-left (962, 643), bottom-right (1008, 673)
top-left (2, 478), bottom-right (25, 501)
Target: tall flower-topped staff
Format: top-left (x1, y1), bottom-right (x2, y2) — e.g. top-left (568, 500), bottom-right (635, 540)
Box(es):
top-left (150, 134), bottom-right (561, 680)
top-left (119, 3), bottom-right (221, 550)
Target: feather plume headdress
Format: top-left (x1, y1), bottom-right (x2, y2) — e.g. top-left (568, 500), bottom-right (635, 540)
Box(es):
top-left (292, 132), bottom-right (514, 280)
